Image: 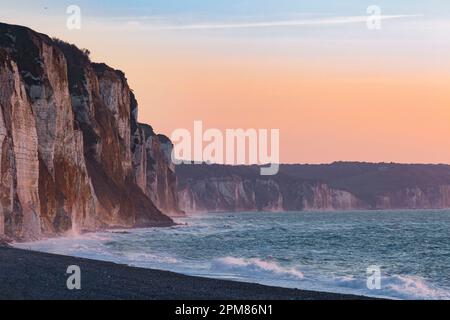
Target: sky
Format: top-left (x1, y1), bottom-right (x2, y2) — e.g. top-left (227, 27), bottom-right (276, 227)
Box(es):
top-left (1, 0), bottom-right (450, 164)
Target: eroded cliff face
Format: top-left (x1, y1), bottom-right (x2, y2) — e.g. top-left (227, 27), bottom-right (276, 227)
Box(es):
top-left (177, 176), bottom-right (368, 213)
top-left (374, 185), bottom-right (450, 210)
top-left (0, 54), bottom-right (41, 238)
top-left (0, 22), bottom-right (175, 240)
top-left (132, 122), bottom-right (183, 216)
top-left (177, 164), bottom-right (450, 213)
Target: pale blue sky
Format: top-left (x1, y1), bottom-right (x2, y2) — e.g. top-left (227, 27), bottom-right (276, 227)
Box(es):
top-left (14, 0), bottom-right (449, 15)
top-left (1, 0), bottom-right (448, 21)
top-left (1, 0), bottom-right (447, 50)
top-left (1, 0), bottom-right (446, 50)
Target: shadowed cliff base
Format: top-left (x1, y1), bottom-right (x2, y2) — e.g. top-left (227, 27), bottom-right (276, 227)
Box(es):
top-left (0, 247), bottom-right (373, 300)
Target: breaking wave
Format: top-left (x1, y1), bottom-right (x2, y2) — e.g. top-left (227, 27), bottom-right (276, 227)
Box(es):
top-left (383, 275), bottom-right (450, 300)
top-left (209, 257), bottom-right (450, 300)
top-left (211, 257), bottom-right (304, 280)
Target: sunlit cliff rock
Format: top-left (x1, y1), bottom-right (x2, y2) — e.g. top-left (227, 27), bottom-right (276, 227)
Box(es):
top-left (0, 22), bottom-right (178, 240)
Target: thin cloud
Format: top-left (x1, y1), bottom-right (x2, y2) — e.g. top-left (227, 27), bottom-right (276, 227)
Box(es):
top-left (139, 15), bottom-right (422, 31)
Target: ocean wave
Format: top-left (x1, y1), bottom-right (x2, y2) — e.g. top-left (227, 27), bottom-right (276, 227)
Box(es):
top-left (211, 256), bottom-right (304, 280)
top-left (383, 275), bottom-right (450, 300)
top-left (210, 257), bottom-right (450, 300)
top-left (310, 273), bottom-right (450, 300)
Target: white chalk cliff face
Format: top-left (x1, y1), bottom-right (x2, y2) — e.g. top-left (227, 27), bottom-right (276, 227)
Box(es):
top-left (0, 57), bottom-right (41, 238)
top-left (177, 163), bottom-right (450, 213)
top-left (0, 22), bottom-right (178, 240)
top-left (177, 176), bottom-right (368, 213)
top-left (132, 123), bottom-right (182, 216)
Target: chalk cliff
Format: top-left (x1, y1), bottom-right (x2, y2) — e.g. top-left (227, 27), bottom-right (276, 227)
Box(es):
top-left (177, 163), bottom-right (450, 213)
top-left (132, 123), bottom-right (182, 216)
top-left (0, 22), bottom-right (177, 240)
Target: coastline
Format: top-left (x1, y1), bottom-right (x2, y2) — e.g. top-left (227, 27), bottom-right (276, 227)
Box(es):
top-left (0, 246), bottom-right (373, 300)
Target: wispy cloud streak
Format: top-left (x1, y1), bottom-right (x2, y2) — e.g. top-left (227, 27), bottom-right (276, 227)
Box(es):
top-left (139, 15), bottom-right (421, 31)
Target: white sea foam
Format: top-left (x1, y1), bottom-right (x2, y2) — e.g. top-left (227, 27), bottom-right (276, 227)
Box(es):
top-left (124, 252), bottom-right (179, 265)
top-left (208, 257), bottom-right (450, 300)
top-left (383, 275), bottom-right (450, 300)
top-left (300, 273), bottom-right (450, 300)
top-left (211, 257), bottom-right (304, 280)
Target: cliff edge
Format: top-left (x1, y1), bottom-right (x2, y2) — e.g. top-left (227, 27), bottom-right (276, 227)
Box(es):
top-left (0, 22), bottom-right (180, 240)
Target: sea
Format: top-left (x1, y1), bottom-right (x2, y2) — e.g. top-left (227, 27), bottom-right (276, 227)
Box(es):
top-left (14, 210), bottom-right (450, 300)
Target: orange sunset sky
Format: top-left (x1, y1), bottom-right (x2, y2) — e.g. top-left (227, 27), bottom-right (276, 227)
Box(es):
top-left (1, 0), bottom-right (450, 164)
